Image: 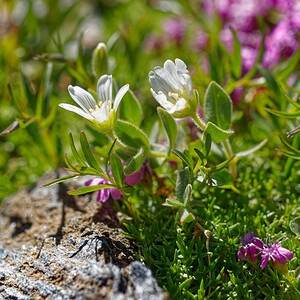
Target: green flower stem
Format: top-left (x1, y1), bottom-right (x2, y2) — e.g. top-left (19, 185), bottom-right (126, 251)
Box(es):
top-left (222, 138), bottom-right (237, 180)
top-left (191, 112), bottom-right (206, 130)
top-left (149, 151), bottom-right (169, 159)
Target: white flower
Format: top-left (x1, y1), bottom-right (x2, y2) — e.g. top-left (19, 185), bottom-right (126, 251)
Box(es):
top-left (59, 75), bottom-right (129, 132)
top-left (149, 58), bottom-right (196, 117)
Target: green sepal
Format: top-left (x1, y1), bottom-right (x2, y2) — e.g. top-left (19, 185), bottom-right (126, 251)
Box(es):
top-left (204, 122), bottom-right (234, 143)
top-left (204, 81), bottom-right (232, 130)
top-left (110, 153), bottom-right (124, 187)
top-left (119, 90), bottom-right (143, 127)
top-left (68, 184), bottom-right (118, 196)
top-left (157, 107), bottom-right (177, 152)
top-left (124, 148), bottom-right (145, 175)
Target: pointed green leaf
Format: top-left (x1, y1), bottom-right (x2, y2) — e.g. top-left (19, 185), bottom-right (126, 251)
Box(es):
top-left (124, 148), bottom-right (145, 175)
top-left (115, 120), bottom-right (150, 151)
top-left (179, 208), bottom-right (195, 223)
top-left (43, 174), bottom-right (78, 187)
top-left (69, 132), bottom-right (87, 167)
top-left (119, 89), bottom-right (142, 126)
top-left (204, 81), bottom-right (232, 130)
top-left (280, 88), bottom-right (300, 109)
top-left (163, 198), bottom-right (184, 208)
top-left (230, 28), bottom-right (242, 79)
top-left (110, 153), bottom-right (124, 187)
top-left (290, 216), bottom-right (300, 236)
top-left (194, 148), bottom-right (206, 165)
top-left (258, 65), bottom-right (281, 98)
top-left (204, 122), bottom-right (234, 143)
top-left (279, 136), bottom-right (300, 155)
top-left (265, 107), bottom-right (300, 118)
top-left (0, 120), bottom-right (19, 137)
top-left (280, 149), bottom-right (300, 160)
top-left (172, 149), bottom-right (193, 170)
top-left (80, 131), bottom-right (103, 173)
top-left (157, 107), bottom-right (177, 151)
top-left (202, 133), bottom-right (211, 157)
top-left (68, 184), bottom-right (118, 195)
top-left (215, 155), bottom-right (236, 172)
top-left (235, 139), bottom-right (268, 158)
top-left (21, 72), bottom-right (36, 113)
top-left (64, 153), bottom-right (79, 172)
top-left (183, 184), bottom-right (192, 207)
top-left (176, 167), bottom-right (189, 202)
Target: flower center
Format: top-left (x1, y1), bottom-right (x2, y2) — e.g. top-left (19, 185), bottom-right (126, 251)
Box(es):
top-left (88, 100), bottom-right (112, 113)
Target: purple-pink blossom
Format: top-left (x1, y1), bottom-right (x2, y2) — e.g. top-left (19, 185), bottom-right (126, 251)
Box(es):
top-left (237, 231), bottom-right (263, 263)
top-left (163, 19), bottom-right (186, 47)
top-left (85, 177), bottom-right (122, 203)
top-left (260, 238), bottom-right (293, 270)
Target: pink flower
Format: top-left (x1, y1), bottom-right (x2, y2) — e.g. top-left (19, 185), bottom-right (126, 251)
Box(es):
top-left (260, 238), bottom-right (293, 270)
top-left (85, 177), bottom-right (121, 203)
top-left (237, 231), bottom-right (263, 263)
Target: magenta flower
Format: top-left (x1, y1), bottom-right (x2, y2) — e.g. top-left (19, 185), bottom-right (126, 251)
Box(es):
top-left (85, 177), bottom-right (121, 203)
top-left (163, 19), bottom-right (186, 47)
top-left (237, 231), bottom-right (263, 263)
top-left (260, 238), bottom-right (293, 271)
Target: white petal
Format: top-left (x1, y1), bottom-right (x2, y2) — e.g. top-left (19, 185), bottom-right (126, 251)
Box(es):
top-left (114, 84), bottom-right (129, 110)
top-left (59, 103), bottom-right (94, 120)
top-left (97, 74), bottom-right (112, 102)
top-left (150, 89), bottom-right (176, 114)
top-left (149, 69), bottom-right (173, 95)
top-left (175, 58), bottom-right (188, 74)
top-left (182, 73), bottom-right (193, 93)
top-left (163, 60), bottom-right (182, 90)
top-left (68, 85), bottom-right (97, 112)
top-left (91, 102), bottom-right (109, 123)
top-left (172, 97), bottom-right (187, 113)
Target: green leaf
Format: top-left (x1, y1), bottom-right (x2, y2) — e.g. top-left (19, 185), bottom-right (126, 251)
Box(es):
top-left (203, 81), bottom-right (232, 130)
top-left (265, 108), bottom-right (300, 118)
top-left (204, 122), bottom-right (234, 143)
top-left (119, 89), bottom-right (143, 126)
top-left (230, 28), bottom-right (242, 79)
top-left (280, 150), bottom-right (300, 160)
top-left (183, 184), bottom-right (192, 207)
top-left (21, 72), bottom-right (36, 113)
top-left (211, 169), bottom-right (234, 186)
top-left (179, 208), bottom-right (195, 223)
top-left (215, 155), bottom-right (236, 172)
top-left (194, 148), bottom-right (206, 165)
top-left (110, 153), bottom-right (124, 187)
top-left (176, 167), bottom-right (189, 202)
top-left (257, 65), bottom-right (281, 98)
top-left (202, 133), bottom-right (211, 157)
top-left (64, 153), bottom-right (78, 172)
top-left (80, 132), bottom-right (103, 173)
top-left (172, 149), bottom-right (193, 170)
top-left (43, 174), bottom-right (78, 187)
top-left (280, 88), bottom-right (300, 109)
top-left (157, 107), bottom-right (177, 152)
top-left (68, 184), bottom-right (118, 195)
top-left (124, 148), bottom-right (145, 175)
top-left (236, 139), bottom-right (268, 158)
top-left (279, 136), bottom-right (300, 155)
top-left (115, 120), bottom-right (150, 151)
top-left (69, 132), bottom-right (87, 167)
top-left (290, 216), bottom-right (300, 236)
top-left (163, 198), bottom-right (184, 208)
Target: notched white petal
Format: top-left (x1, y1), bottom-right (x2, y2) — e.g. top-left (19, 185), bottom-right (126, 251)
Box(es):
top-left (97, 74), bottom-right (113, 102)
top-left (114, 84), bottom-right (130, 110)
top-left (68, 85), bottom-right (97, 112)
top-left (59, 103), bottom-right (94, 120)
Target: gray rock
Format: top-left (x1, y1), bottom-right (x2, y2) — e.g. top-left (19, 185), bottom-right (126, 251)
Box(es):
top-left (0, 171), bottom-right (169, 299)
